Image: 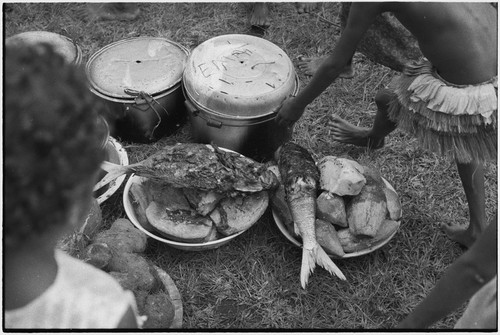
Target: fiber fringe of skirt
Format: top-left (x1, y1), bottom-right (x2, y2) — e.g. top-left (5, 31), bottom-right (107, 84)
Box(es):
top-left (387, 62), bottom-right (497, 164)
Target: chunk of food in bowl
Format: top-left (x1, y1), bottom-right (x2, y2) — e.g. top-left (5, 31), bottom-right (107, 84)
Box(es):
top-left (317, 156), bottom-right (366, 196)
top-left (209, 191), bottom-right (268, 236)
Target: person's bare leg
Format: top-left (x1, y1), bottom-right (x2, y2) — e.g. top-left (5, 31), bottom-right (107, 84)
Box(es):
top-left (298, 56), bottom-right (354, 78)
top-left (86, 3), bottom-right (140, 21)
top-left (250, 3), bottom-right (270, 28)
top-left (328, 89), bottom-right (397, 148)
top-left (441, 161), bottom-right (487, 248)
top-left (295, 2), bottom-right (317, 14)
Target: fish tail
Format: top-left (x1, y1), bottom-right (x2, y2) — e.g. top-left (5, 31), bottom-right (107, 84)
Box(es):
top-left (93, 161), bottom-right (129, 191)
top-left (300, 247), bottom-right (316, 289)
top-left (314, 243), bottom-right (346, 281)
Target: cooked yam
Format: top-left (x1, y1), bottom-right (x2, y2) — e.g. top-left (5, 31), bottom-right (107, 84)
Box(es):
top-left (315, 219), bottom-right (345, 257)
top-left (346, 182), bottom-right (387, 237)
top-left (337, 220), bottom-right (400, 253)
top-left (210, 191), bottom-right (268, 236)
top-left (316, 191), bottom-right (348, 227)
top-left (384, 186), bottom-right (402, 221)
top-left (346, 167), bottom-right (388, 237)
top-left (145, 201), bottom-right (213, 241)
top-left (144, 180), bottom-right (191, 211)
top-left (183, 188), bottom-right (225, 216)
top-left (203, 224), bottom-right (219, 242)
top-left (318, 156), bottom-right (366, 196)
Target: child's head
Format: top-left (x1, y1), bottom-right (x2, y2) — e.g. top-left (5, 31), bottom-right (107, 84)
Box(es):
top-left (5, 44), bottom-right (107, 248)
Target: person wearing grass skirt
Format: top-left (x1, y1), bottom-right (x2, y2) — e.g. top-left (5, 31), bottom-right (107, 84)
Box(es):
top-left (276, 2), bottom-right (497, 248)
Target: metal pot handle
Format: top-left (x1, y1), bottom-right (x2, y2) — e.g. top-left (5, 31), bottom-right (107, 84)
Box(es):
top-left (184, 100), bottom-right (223, 128)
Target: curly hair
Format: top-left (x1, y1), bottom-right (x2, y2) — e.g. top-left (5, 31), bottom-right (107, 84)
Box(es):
top-left (5, 44), bottom-right (107, 248)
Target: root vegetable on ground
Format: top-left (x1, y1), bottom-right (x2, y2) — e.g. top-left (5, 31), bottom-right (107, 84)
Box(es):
top-left (108, 253), bottom-right (159, 292)
top-left (83, 242), bottom-right (113, 269)
top-left (94, 219), bottom-right (148, 253)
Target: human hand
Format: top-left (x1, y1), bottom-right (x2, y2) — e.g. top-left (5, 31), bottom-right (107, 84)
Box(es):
top-left (275, 96), bottom-right (305, 127)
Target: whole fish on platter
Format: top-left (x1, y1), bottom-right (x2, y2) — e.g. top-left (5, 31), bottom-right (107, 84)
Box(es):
top-left (94, 143), bottom-right (279, 194)
top-left (277, 142), bottom-right (346, 288)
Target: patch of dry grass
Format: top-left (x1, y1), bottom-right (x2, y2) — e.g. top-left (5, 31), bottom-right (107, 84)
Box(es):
top-left (5, 2), bottom-right (497, 330)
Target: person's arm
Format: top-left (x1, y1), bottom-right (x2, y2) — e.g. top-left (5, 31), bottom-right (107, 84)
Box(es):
top-left (397, 217), bottom-right (497, 329)
top-left (275, 3), bottom-right (382, 126)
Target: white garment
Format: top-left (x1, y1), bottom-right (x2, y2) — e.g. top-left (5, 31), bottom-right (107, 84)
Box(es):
top-left (5, 249), bottom-right (141, 329)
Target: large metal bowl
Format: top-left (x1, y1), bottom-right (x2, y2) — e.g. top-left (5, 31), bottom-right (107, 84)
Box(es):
top-left (5, 31), bottom-right (83, 65)
top-left (272, 178), bottom-right (401, 258)
top-left (122, 145), bottom-right (265, 251)
top-left (123, 174), bottom-right (248, 251)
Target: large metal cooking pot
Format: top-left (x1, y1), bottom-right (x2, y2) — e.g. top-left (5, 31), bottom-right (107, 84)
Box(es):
top-left (5, 31), bottom-right (83, 65)
top-left (86, 37), bottom-right (190, 143)
top-left (183, 34), bottom-right (299, 162)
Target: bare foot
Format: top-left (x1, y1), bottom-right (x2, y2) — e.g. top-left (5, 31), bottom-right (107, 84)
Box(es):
top-left (298, 56), bottom-right (325, 76)
top-left (298, 56), bottom-right (354, 78)
top-left (440, 222), bottom-right (477, 248)
top-left (329, 116), bottom-right (385, 149)
top-left (86, 3), bottom-right (140, 21)
top-left (295, 2), bottom-right (317, 14)
top-left (250, 3), bottom-right (270, 28)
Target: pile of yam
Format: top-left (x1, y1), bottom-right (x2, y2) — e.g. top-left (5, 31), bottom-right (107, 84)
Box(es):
top-left (78, 218), bottom-right (177, 329)
top-left (130, 179), bottom-right (269, 243)
top-left (271, 156), bottom-right (402, 257)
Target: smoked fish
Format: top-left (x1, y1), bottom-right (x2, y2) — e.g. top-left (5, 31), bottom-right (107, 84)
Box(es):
top-left (94, 143), bottom-right (279, 194)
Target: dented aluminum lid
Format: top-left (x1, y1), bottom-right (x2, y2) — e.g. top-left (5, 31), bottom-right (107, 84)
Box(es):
top-left (5, 31), bottom-right (82, 65)
top-left (86, 37), bottom-right (189, 99)
top-left (183, 34), bottom-right (297, 118)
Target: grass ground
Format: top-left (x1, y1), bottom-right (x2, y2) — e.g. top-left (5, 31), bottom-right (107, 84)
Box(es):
top-left (5, 2), bottom-right (497, 330)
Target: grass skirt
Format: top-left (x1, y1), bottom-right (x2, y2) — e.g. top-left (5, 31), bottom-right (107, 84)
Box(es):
top-left (387, 60), bottom-right (497, 163)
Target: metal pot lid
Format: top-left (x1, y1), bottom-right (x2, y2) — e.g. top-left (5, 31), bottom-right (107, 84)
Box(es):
top-left (183, 34), bottom-right (297, 118)
top-left (5, 31), bottom-right (81, 64)
top-left (86, 37), bottom-right (189, 99)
